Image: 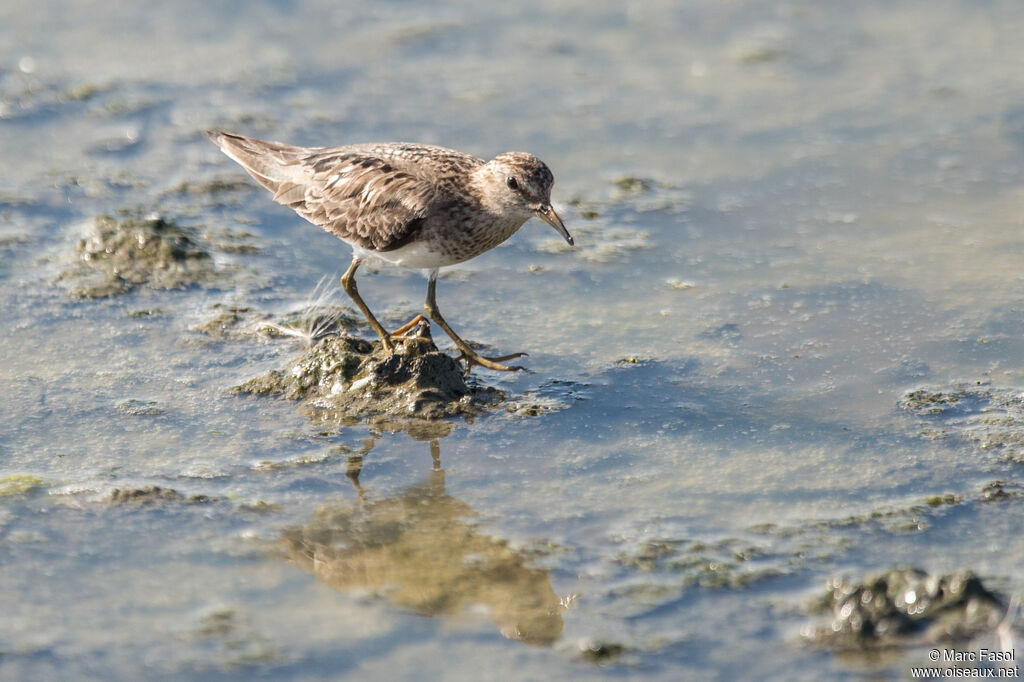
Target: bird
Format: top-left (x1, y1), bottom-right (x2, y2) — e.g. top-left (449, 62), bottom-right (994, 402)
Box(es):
top-left (206, 130), bottom-right (573, 373)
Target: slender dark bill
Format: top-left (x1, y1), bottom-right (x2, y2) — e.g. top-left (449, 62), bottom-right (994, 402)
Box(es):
top-left (536, 204), bottom-right (573, 245)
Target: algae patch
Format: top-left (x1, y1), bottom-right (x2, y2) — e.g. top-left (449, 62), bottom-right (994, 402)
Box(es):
top-left (190, 304), bottom-right (266, 339)
top-left (612, 535), bottom-right (785, 590)
top-left (114, 399), bottom-right (164, 416)
top-left (234, 331), bottom-right (504, 422)
top-left (806, 568), bottom-right (1008, 649)
top-left (0, 475), bottom-right (44, 496)
top-left (574, 640), bottom-right (629, 664)
top-left (58, 213), bottom-right (222, 297)
top-left (107, 486), bottom-right (213, 505)
top-left (189, 607), bottom-right (283, 668)
top-left (503, 378), bottom-right (590, 418)
top-left (901, 383), bottom-right (1024, 460)
top-left (535, 177), bottom-right (696, 264)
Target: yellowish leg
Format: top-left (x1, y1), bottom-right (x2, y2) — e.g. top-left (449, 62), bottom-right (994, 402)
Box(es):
top-left (390, 314), bottom-right (430, 338)
top-left (423, 269), bottom-right (526, 374)
top-left (340, 257), bottom-right (393, 354)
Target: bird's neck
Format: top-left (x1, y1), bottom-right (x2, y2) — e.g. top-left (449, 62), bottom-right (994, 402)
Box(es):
top-left (467, 165), bottom-right (503, 214)
top-left (462, 166), bottom-right (529, 249)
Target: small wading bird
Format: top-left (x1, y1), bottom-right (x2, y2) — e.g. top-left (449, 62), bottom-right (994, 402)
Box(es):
top-left (207, 131), bottom-right (573, 374)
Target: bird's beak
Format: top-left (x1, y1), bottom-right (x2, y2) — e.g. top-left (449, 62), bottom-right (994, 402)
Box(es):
top-left (535, 203), bottom-right (574, 245)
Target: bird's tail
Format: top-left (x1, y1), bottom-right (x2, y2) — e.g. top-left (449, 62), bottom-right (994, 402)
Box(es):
top-left (205, 130), bottom-right (305, 193)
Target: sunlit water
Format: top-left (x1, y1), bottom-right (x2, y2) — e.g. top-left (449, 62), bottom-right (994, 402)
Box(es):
top-left (3, 1), bottom-right (1024, 680)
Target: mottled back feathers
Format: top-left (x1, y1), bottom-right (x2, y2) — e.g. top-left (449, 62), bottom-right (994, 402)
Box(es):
top-left (206, 132), bottom-right (480, 252)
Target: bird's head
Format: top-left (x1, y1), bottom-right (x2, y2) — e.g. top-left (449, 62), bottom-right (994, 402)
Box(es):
top-left (480, 152), bottom-right (573, 245)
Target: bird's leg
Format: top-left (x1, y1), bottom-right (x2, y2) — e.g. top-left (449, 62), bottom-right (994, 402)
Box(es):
top-left (340, 257), bottom-right (394, 354)
top-left (422, 269), bottom-right (526, 375)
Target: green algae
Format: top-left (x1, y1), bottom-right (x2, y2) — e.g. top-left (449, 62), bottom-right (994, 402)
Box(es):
top-left (108, 486), bottom-right (213, 505)
top-left (114, 399), bottom-right (164, 416)
top-left (577, 641), bottom-right (628, 664)
top-left (901, 388), bottom-right (970, 414)
top-left (205, 229), bottom-right (261, 254)
top-left (807, 568), bottom-right (1007, 648)
top-left (901, 383), bottom-right (1024, 460)
top-left (60, 213), bottom-right (220, 298)
top-left (613, 177), bottom-right (654, 194)
top-left (190, 607), bottom-right (283, 669)
top-left (0, 475), bottom-right (44, 497)
top-left (127, 308), bottom-right (166, 318)
top-left (612, 535), bottom-right (786, 592)
top-left (804, 493), bottom-right (963, 535)
top-left (234, 332), bottom-right (504, 422)
top-left (237, 500), bottom-right (281, 514)
top-left (160, 174), bottom-right (254, 198)
top-left (190, 305), bottom-right (261, 338)
top-left (980, 480), bottom-right (1024, 502)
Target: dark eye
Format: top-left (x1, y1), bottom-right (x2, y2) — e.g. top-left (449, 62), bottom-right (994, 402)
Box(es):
top-left (505, 176), bottom-right (519, 191)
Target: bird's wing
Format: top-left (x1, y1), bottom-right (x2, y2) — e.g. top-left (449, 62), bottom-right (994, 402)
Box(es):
top-left (207, 132), bottom-right (436, 252)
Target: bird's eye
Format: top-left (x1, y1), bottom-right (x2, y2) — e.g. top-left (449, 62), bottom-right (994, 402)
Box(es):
top-left (505, 176), bottom-right (519, 191)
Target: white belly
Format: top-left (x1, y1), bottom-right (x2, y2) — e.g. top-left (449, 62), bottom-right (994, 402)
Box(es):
top-left (352, 241), bottom-right (457, 269)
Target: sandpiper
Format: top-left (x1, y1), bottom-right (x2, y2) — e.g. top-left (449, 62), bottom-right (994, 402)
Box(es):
top-left (206, 131), bottom-right (573, 373)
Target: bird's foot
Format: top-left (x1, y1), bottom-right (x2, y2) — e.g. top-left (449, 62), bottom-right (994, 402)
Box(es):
top-left (395, 309), bottom-right (525, 374)
top-left (369, 316), bottom-right (434, 356)
top-left (456, 349), bottom-right (528, 375)
top-left (390, 314), bottom-right (430, 339)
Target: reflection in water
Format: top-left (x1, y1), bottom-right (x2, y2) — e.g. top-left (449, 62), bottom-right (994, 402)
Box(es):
top-left (281, 438), bottom-right (564, 645)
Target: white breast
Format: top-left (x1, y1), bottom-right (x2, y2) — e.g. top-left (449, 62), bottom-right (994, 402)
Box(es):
top-left (352, 241), bottom-right (456, 269)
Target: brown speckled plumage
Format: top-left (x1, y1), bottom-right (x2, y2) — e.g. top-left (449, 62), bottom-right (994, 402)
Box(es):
top-left (206, 130), bottom-right (573, 373)
top-left (206, 132), bottom-right (566, 265)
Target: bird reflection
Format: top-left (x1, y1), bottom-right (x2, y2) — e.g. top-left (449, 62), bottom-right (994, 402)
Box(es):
top-left (280, 435), bottom-right (564, 645)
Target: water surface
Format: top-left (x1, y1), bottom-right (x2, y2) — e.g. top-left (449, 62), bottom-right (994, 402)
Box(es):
top-left (3, 1), bottom-right (1024, 679)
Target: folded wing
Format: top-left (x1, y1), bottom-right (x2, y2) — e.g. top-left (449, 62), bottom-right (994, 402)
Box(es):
top-left (207, 131), bottom-right (434, 252)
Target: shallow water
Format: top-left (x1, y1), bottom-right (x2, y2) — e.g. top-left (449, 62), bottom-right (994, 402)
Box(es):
top-left (4, 1), bottom-right (1024, 679)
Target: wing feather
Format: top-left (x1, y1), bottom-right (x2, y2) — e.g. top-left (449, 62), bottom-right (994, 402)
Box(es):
top-left (207, 132), bottom-right (437, 252)
top-left (296, 151), bottom-right (436, 251)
